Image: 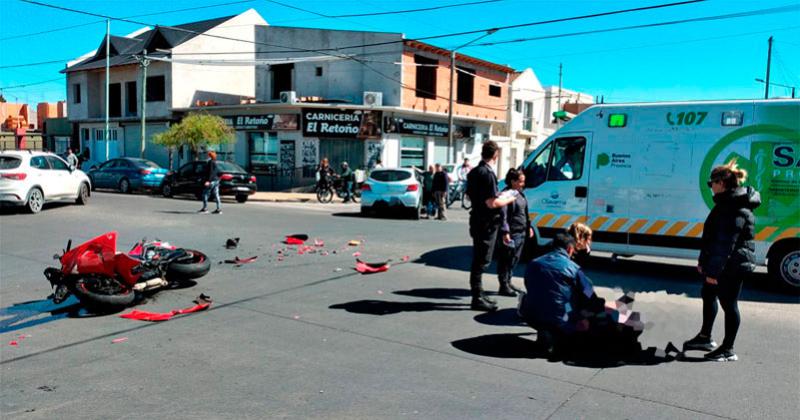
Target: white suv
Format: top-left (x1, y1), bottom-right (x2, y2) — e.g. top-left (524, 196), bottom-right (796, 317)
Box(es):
top-left (0, 151), bottom-right (91, 213)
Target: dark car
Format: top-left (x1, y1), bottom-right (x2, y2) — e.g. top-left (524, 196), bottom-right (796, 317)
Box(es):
top-left (88, 158), bottom-right (168, 193)
top-left (161, 160), bottom-right (257, 203)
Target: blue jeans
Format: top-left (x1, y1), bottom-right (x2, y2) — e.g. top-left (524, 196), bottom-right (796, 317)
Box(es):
top-left (202, 180), bottom-right (221, 210)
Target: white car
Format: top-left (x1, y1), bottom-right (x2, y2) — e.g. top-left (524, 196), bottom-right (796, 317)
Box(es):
top-left (360, 168), bottom-right (422, 219)
top-left (0, 151), bottom-right (91, 213)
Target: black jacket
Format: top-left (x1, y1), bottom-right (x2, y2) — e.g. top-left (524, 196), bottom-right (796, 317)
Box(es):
top-left (500, 188), bottom-right (529, 235)
top-left (466, 161), bottom-right (500, 218)
top-left (205, 159), bottom-right (220, 182)
top-left (432, 171), bottom-right (449, 192)
top-left (698, 186), bottom-right (761, 278)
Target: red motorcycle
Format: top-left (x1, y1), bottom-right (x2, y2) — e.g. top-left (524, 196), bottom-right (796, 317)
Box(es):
top-left (44, 231), bottom-right (210, 311)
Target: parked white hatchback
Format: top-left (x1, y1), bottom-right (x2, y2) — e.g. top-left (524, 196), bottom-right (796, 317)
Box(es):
top-left (360, 168), bottom-right (422, 219)
top-left (0, 151), bottom-right (91, 213)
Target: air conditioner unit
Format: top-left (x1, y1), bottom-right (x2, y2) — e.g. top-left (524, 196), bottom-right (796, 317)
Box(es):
top-left (363, 91), bottom-right (383, 107)
top-left (279, 91), bottom-right (297, 104)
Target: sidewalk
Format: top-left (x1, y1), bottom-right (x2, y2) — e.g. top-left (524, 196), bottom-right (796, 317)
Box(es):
top-left (248, 191), bottom-right (316, 203)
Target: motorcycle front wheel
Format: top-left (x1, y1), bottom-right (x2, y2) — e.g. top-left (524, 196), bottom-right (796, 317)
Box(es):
top-left (72, 274), bottom-right (135, 309)
top-left (317, 187), bottom-right (333, 203)
top-left (167, 249), bottom-right (211, 281)
top-left (462, 193), bottom-right (472, 210)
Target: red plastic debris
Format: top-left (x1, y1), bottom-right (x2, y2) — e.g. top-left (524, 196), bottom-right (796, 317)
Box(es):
top-left (284, 234), bottom-right (309, 245)
top-left (9, 340), bottom-right (18, 346)
top-left (314, 239), bottom-right (325, 247)
top-left (352, 251), bottom-right (361, 257)
top-left (401, 255), bottom-right (410, 262)
top-left (120, 302), bottom-right (211, 322)
top-left (111, 337), bottom-right (129, 344)
top-left (355, 259), bottom-right (390, 274)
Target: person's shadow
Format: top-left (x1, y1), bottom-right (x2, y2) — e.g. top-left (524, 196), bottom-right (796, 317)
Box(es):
top-left (329, 300), bottom-right (469, 315)
top-left (0, 297), bottom-right (83, 333)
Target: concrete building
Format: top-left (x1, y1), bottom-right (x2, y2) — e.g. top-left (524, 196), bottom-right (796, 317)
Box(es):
top-left (64, 9), bottom-right (266, 167)
top-left (541, 86), bottom-right (594, 140)
top-left (36, 101), bottom-right (67, 130)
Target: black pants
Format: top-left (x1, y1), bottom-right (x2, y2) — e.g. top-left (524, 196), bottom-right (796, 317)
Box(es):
top-left (469, 215), bottom-right (501, 297)
top-left (497, 232), bottom-right (525, 286)
top-left (700, 273), bottom-right (744, 349)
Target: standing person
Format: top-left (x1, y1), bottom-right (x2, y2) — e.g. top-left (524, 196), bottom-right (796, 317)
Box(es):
top-left (432, 163), bottom-right (450, 221)
top-left (198, 151), bottom-right (222, 214)
top-left (80, 146), bottom-right (91, 169)
top-left (422, 165), bottom-right (435, 219)
top-left (683, 160), bottom-right (760, 362)
top-left (466, 141), bottom-right (516, 311)
top-left (339, 162), bottom-right (354, 202)
top-left (66, 148), bottom-right (79, 168)
top-left (458, 157), bottom-right (472, 181)
top-left (496, 169), bottom-right (532, 296)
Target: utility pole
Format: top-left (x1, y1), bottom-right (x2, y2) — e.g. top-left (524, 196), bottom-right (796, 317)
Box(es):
top-left (556, 63), bottom-right (563, 128)
top-left (448, 50), bottom-right (456, 163)
top-left (136, 49), bottom-right (151, 158)
top-left (764, 36), bottom-right (773, 99)
top-left (104, 19), bottom-right (110, 161)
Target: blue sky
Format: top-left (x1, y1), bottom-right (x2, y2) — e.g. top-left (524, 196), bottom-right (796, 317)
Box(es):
top-left (1, 0), bottom-right (798, 104)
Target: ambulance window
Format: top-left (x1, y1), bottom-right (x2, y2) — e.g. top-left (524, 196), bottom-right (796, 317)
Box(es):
top-left (548, 137), bottom-right (586, 181)
top-left (523, 142), bottom-right (553, 189)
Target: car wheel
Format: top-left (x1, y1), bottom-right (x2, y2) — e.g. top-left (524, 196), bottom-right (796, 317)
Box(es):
top-left (76, 182), bottom-right (90, 205)
top-left (118, 178), bottom-right (131, 194)
top-left (768, 241), bottom-right (800, 293)
top-left (236, 195), bottom-right (248, 203)
top-left (26, 188), bottom-right (44, 214)
top-left (410, 206), bottom-right (420, 220)
top-left (360, 206), bottom-right (371, 217)
top-left (162, 182), bottom-right (174, 198)
top-left (88, 175), bottom-right (96, 191)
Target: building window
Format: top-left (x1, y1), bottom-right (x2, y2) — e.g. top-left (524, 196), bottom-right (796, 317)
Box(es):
top-left (514, 99), bottom-right (522, 113)
top-left (73, 84), bottom-right (81, 104)
top-left (248, 132), bottom-right (278, 173)
top-left (146, 75), bottom-right (165, 102)
top-left (315, 67), bottom-right (323, 77)
top-left (523, 101), bottom-right (533, 131)
top-left (94, 129), bottom-right (104, 141)
top-left (456, 66), bottom-right (475, 105)
top-left (125, 81), bottom-right (137, 116)
top-left (109, 83), bottom-right (121, 117)
top-left (400, 137), bottom-right (425, 168)
top-left (414, 55), bottom-right (437, 99)
top-left (81, 128), bottom-right (90, 142)
top-left (270, 64), bottom-right (294, 100)
top-left (489, 84), bottom-right (501, 97)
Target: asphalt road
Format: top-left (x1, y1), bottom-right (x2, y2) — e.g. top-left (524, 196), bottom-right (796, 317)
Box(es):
top-left (1, 193), bottom-right (798, 419)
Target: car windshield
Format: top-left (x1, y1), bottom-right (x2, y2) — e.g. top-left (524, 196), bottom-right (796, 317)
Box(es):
top-left (370, 170), bottom-right (412, 182)
top-left (129, 159), bottom-right (161, 168)
top-left (0, 156), bottom-right (22, 169)
top-left (216, 161), bottom-right (246, 173)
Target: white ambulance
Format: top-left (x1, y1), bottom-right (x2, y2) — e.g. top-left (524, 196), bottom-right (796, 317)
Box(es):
top-left (519, 99), bottom-right (800, 290)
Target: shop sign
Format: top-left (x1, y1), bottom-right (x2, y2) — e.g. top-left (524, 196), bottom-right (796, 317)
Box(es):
top-left (223, 114), bottom-right (299, 130)
top-left (302, 109), bottom-right (382, 139)
top-left (383, 116), bottom-right (472, 138)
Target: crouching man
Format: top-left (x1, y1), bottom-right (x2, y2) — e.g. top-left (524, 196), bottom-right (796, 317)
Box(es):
top-left (519, 233), bottom-right (644, 360)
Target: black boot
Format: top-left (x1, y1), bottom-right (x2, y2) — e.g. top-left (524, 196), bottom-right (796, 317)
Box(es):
top-left (470, 290), bottom-right (498, 311)
top-left (498, 282), bottom-right (518, 297)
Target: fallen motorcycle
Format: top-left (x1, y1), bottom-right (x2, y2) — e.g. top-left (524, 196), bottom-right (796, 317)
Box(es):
top-left (43, 231), bottom-right (211, 311)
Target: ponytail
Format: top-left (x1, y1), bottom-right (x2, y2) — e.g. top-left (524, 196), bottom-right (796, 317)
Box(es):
top-left (711, 159), bottom-right (747, 189)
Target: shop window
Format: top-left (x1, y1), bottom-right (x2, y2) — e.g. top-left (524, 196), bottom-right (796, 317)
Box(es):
top-left (514, 99), bottom-right (522, 113)
top-left (146, 75), bottom-right (165, 102)
top-left (249, 132), bottom-right (278, 173)
top-left (457, 66), bottom-right (475, 105)
top-left (73, 84), bottom-right (81, 104)
top-left (109, 83), bottom-right (121, 117)
top-left (126, 81), bottom-right (137, 116)
top-left (271, 64), bottom-right (293, 100)
top-left (523, 101), bottom-right (533, 131)
top-left (489, 84), bottom-right (501, 97)
top-left (400, 137), bottom-right (425, 168)
top-left (207, 142), bottom-right (234, 162)
top-left (414, 55), bottom-right (437, 99)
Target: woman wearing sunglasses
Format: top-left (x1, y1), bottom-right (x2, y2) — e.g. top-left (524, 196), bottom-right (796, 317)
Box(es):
top-left (683, 160), bottom-right (761, 361)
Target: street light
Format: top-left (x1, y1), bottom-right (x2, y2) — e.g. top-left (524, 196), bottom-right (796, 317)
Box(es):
top-left (448, 29), bottom-right (499, 164)
top-left (755, 78), bottom-right (796, 98)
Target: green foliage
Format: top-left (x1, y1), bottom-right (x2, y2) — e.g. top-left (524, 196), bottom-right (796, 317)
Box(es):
top-left (153, 112), bottom-right (234, 152)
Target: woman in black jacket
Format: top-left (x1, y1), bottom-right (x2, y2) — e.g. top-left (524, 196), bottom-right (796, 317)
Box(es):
top-left (683, 160), bottom-right (760, 362)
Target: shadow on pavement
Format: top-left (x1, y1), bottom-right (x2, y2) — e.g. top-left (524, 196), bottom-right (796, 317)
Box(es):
top-left (332, 210), bottom-right (416, 221)
top-left (473, 308), bottom-right (527, 327)
top-left (329, 299), bottom-right (470, 315)
top-left (0, 297), bottom-right (83, 333)
top-left (415, 246), bottom-right (798, 303)
top-left (393, 288), bottom-right (471, 300)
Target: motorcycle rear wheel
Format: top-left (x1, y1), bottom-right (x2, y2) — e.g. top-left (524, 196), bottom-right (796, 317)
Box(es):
top-left (167, 249), bottom-right (211, 281)
top-left (72, 275), bottom-right (135, 309)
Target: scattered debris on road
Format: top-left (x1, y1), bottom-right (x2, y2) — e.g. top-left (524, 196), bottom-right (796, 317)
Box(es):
top-left (119, 295), bottom-right (212, 322)
top-left (225, 238), bottom-right (240, 249)
top-left (111, 337), bottom-right (129, 344)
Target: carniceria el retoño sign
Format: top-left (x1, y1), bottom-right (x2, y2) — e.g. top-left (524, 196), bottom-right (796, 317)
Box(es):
top-left (302, 109), bottom-right (382, 139)
top-left (223, 114), bottom-right (298, 130)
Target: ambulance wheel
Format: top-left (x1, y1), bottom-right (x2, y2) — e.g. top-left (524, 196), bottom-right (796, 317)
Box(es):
top-left (768, 240), bottom-right (800, 293)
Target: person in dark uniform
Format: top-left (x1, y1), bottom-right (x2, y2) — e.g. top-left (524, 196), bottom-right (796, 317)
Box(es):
top-left (466, 141), bottom-right (516, 311)
top-left (497, 168), bottom-right (533, 296)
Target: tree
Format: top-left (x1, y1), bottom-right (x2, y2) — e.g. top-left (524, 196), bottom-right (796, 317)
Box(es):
top-left (153, 112), bottom-right (234, 169)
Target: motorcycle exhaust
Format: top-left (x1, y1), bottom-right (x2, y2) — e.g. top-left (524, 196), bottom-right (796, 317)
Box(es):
top-left (133, 278), bottom-right (168, 292)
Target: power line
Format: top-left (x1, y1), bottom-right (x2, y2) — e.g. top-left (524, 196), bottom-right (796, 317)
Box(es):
top-left (0, 59), bottom-right (73, 69)
top-left (2, 0), bottom-right (257, 41)
top-left (0, 77), bottom-right (65, 90)
top-left (468, 4), bottom-right (800, 48)
top-left (265, 0), bottom-right (504, 18)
